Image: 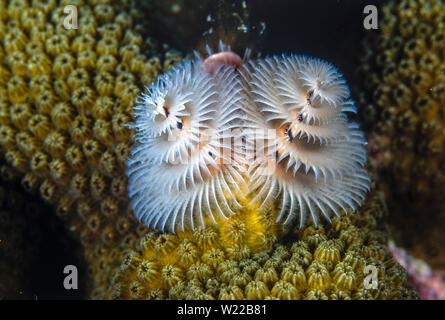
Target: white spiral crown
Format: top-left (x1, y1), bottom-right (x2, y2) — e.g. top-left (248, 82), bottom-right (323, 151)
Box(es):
top-left (127, 60), bottom-right (245, 233)
top-left (240, 54), bottom-right (370, 228)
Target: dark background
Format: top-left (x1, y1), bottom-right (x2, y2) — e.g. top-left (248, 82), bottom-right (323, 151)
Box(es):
top-left (148, 0), bottom-right (389, 102)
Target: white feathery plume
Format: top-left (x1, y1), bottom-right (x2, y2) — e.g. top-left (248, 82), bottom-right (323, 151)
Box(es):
top-left (127, 59), bottom-right (245, 233)
top-left (239, 54), bottom-right (370, 228)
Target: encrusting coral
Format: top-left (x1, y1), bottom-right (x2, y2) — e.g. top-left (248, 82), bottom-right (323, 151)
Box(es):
top-left (358, 0), bottom-right (445, 269)
top-left (360, 0), bottom-right (445, 196)
top-left (0, 0), bottom-right (182, 296)
top-left (0, 0), bottom-right (419, 300)
top-left (108, 191), bottom-right (419, 300)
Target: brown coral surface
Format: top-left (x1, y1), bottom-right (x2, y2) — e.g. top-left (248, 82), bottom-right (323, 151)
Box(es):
top-left (358, 0), bottom-right (445, 269)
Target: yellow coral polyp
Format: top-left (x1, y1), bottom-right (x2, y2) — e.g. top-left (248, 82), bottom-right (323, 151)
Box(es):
top-left (7, 51), bottom-right (27, 76)
top-left (97, 37), bottom-right (118, 56)
top-left (114, 72), bottom-right (135, 97)
top-left (29, 74), bottom-right (51, 98)
top-left (255, 267), bottom-right (279, 286)
top-left (314, 240), bottom-right (342, 265)
top-left (20, 8), bottom-right (45, 33)
top-left (219, 286), bottom-right (244, 300)
top-left (69, 173), bottom-right (88, 197)
top-left (120, 43), bottom-right (139, 64)
top-left (4, 28), bottom-right (28, 53)
top-left (21, 171), bottom-right (40, 194)
top-left (28, 52), bottom-right (52, 77)
top-left (175, 239), bottom-right (197, 266)
top-left (118, 85), bottom-right (139, 109)
top-left (305, 289), bottom-right (329, 300)
top-left (281, 263), bottom-right (307, 287)
top-left (7, 76), bottom-right (28, 103)
top-left (100, 224), bottom-right (117, 245)
top-left (70, 115), bottom-right (93, 144)
top-left (0, 66), bottom-right (11, 87)
top-left (82, 139), bottom-right (103, 163)
top-left (29, 151), bottom-right (50, 177)
top-left (5, 150), bottom-right (27, 172)
top-left (15, 131), bottom-right (38, 157)
top-left (94, 72), bottom-right (114, 96)
top-left (43, 130), bottom-right (69, 158)
top-left (98, 151), bottom-right (119, 177)
top-left (71, 86), bottom-right (95, 113)
top-left (114, 142), bottom-right (130, 165)
top-left (115, 218), bottom-right (131, 238)
top-left (77, 50), bottom-right (97, 70)
top-left (51, 102), bottom-right (75, 129)
top-left (35, 89), bottom-right (57, 114)
top-left (10, 103), bottom-right (33, 130)
top-left (129, 54), bottom-right (146, 74)
top-left (186, 263), bottom-right (212, 282)
top-left (86, 212), bottom-right (101, 233)
top-left (306, 261), bottom-right (332, 290)
top-left (201, 248), bottom-right (225, 269)
top-left (161, 264), bottom-right (183, 288)
top-left (49, 158), bottom-right (70, 184)
top-left (332, 262), bottom-right (357, 291)
top-left (245, 280), bottom-right (270, 299)
top-left (45, 34), bottom-right (69, 56)
top-left (67, 68), bottom-right (89, 90)
top-left (71, 33), bottom-right (96, 53)
top-left (53, 53), bottom-right (75, 79)
top-left (93, 3), bottom-right (115, 23)
top-left (0, 102), bottom-right (10, 125)
top-left (115, 12), bottom-right (132, 31)
top-left (37, 0), bottom-right (57, 10)
top-left (96, 54), bottom-right (117, 73)
top-left (90, 170), bottom-right (108, 198)
top-left (101, 196), bottom-right (120, 218)
top-left (92, 96), bottom-right (113, 120)
top-left (39, 178), bottom-right (58, 203)
top-left (30, 23), bottom-right (54, 42)
top-left (6, 0), bottom-right (27, 20)
top-left (137, 259), bottom-right (160, 283)
top-left (271, 280), bottom-right (299, 300)
top-left (65, 145), bottom-right (87, 171)
top-left (98, 23), bottom-right (122, 40)
top-left (93, 119), bottom-right (114, 146)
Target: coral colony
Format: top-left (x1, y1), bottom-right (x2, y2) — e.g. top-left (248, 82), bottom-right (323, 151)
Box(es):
top-left (0, 0), bottom-right (423, 300)
top-left (127, 47), bottom-right (370, 233)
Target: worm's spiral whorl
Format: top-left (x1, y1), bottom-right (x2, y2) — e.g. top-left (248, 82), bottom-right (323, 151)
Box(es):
top-left (127, 60), bottom-right (245, 233)
top-left (240, 55), bottom-right (370, 228)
